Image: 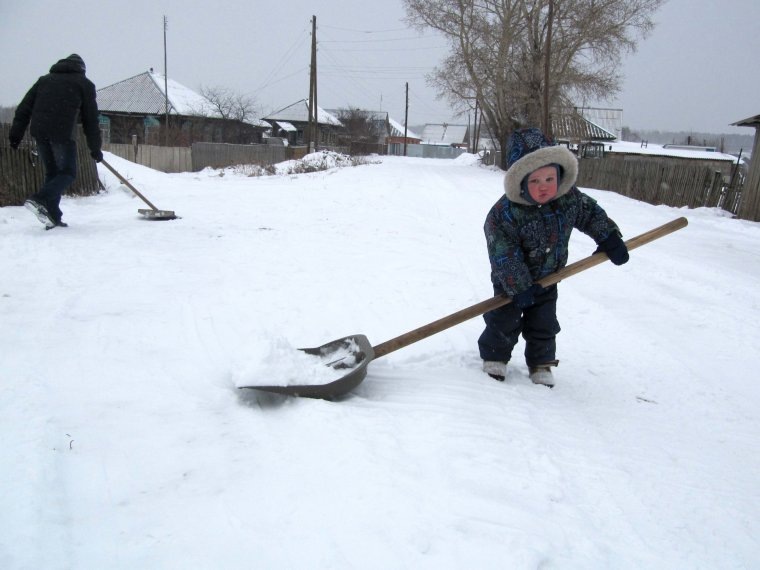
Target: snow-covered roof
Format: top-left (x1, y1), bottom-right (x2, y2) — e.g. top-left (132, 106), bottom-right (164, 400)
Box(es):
top-left (325, 108), bottom-right (388, 123)
top-left (420, 124), bottom-right (469, 145)
top-left (275, 121), bottom-right (297, 132)
top-left (553, 113), bottom-right (616, 142)
top-left (388, 117), bottom-right (420, 140)
top-left (263, 100), bottom-right (342, 127)
top-left (608, 140), bottom-right (738, 162)
top-left (97, 71), bottom-right (219, 117)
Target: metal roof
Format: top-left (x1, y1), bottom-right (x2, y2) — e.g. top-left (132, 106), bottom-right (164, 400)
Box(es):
top-left (263, 100), bottom-right (342, 126)
top-left (732, 114), bottom-right (760, 127)
top-left (552, 113), bottom-right (616, 142)
top-left (388, 117), bottom-right (420, 140)
top-left (420, 124), bottom-right (469, 145)
top-left (276, 121), bottom-right (297, 132)
top-left (97, 71), bottom-right (217, 117)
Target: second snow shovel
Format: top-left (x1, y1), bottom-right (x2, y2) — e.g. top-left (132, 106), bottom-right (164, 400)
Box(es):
top-left (101, 159), bottom-right (178, 220)
top-left (240, 217), bottom-right (688, 399)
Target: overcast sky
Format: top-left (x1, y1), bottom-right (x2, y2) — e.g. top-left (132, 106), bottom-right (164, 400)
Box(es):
top-left (1, 0), bottom-right (758, 134)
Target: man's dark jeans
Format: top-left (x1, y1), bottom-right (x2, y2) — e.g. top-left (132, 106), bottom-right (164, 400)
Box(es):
top-left (33, 139), bottom-right (78, 222)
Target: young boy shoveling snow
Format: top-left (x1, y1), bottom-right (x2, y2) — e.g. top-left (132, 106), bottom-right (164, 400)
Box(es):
top-left (479, 127), bottom-right (629, 387)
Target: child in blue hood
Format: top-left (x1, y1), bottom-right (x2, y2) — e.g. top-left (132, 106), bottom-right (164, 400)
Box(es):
top-left (479, 128), bottom-right (629, 387)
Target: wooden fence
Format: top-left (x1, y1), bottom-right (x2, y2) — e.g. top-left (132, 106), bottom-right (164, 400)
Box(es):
top-left (737, 133), bottom-right (760, 221)
top-left (103, 142), bottom-right (192, 173)
top-left (0, 124), bottom-right (101, 207)
top-left (191, 142), bottom-right (288, 171)
top-left (102, 140), bottom-right (294, 172)
top-left (576, 154), bottom-right (742, 215)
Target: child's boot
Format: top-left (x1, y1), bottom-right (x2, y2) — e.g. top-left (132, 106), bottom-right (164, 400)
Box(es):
top-left (529, 360), bottom-right (559, 388)
top-left (482, 360), bottom-right (507, 381)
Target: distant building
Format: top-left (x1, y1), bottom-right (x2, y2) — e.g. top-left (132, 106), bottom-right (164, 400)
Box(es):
top-left (325, 108), bottom-right (390, 144)
top-left (551, 110), bottom-right (617, 159)
top-left (386, 118), bottom-right (421, 155)
top-left (263, 99), bottom-right (342, 147)
top-left (97, 70), bottom-right (268, 145)
top-left (419, 123), bottom-right (470, 148)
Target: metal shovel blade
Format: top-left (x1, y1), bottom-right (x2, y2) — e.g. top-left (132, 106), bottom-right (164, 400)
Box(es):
top-left (240, 334), bottom-right (375, 399)
top-left (138, 208), bottom-right (178, 220)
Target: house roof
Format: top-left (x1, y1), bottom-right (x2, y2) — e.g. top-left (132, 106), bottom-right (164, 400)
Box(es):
top-left (607, 140), bottom-right (737, 162)
top-left (275, 121), bottom-right (297, 132)
top-left (263, 100), bottom-right (342, 127)
top-left (420, 124), bottom-right (469, 145)
top-left (732, 114), bottom-right (760, 127)
top-left (388, 117), bottom-right (420, 140)
top-left (552, 113), bottom-right (617, 142)
top-left (325, 108), bottom-right (388, 122)
top-left (97, 71), bottom-right (218, 117)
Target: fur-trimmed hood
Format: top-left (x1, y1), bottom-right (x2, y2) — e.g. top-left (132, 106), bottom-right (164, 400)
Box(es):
top-left (503, 128), bottom-right (578, 205)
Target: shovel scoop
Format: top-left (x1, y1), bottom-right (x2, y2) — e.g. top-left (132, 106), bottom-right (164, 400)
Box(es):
top-left (240, 217), bottom-right (688, 399)
top-left (101, 159), bottom-right (178, 220)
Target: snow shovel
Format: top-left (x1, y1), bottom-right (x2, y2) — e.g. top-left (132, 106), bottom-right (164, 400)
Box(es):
top-left (240, 217), bottom-right (688, 399)
top-left (100, 159), bottom-right (178, 220)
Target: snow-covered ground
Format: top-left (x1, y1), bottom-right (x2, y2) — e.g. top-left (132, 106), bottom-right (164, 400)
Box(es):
top-left (1, 152), bottom-right (758, 569)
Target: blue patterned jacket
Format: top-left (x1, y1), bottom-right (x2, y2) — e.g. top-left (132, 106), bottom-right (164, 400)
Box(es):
top-left (484, 187), bottom-right (620, 297)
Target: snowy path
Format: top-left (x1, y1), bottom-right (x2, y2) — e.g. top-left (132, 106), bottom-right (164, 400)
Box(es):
top-left (1, 153), bottom-right (758, 568)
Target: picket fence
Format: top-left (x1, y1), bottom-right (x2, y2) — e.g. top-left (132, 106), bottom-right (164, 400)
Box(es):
top-left (575, 154), bottom-right (742, 215)
top-left (0, 124), bottom-right (101, 207)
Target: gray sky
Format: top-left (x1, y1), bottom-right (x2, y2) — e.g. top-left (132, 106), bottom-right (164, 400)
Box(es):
top-left (1, 0), bottom-right (758, 134)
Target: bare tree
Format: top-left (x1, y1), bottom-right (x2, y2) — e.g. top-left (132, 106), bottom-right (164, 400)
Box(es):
top-left (403, 0), bottom-right (664, 167)
top-left (198, 86), bottom-right (259, 124)
top-left (336, 108), bottom-right (385, 144)
top-left (193, 86), bottom-right (263, 144)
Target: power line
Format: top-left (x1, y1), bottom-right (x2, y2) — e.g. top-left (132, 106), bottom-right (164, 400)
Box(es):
top-left (320, 25), bottom-right (411, 34)
top-left (252, 27), bottom-right (309, 93)
top-left (320, 36), bottom-right (434, 44)
top-left (319, 45), bottom-right (447, 53)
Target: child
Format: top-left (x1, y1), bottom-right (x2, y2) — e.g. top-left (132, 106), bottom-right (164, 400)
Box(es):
top-left (479, 128), bottom-right (629, 387)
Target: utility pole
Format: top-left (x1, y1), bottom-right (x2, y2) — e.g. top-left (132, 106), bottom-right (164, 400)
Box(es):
top-left (403, 82), bottom-right (409, 157)
top-left (163, 15), bottom-right (170, 147)
top-left (307, 15), bottom-right (318, 152)
top-left (473, 99), bottom-right (479, 153)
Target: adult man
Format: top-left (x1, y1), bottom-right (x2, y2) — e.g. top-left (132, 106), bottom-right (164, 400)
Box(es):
top-left (9, 53), bottom-right (103, 228)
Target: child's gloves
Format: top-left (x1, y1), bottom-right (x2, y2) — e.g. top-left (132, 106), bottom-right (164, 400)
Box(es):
top-left (596, 233), bottom-right (629, 265)
top-left (513, 284), bottom-right (545, 309)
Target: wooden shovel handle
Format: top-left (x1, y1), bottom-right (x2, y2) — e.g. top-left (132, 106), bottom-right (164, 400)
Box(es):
top-left (100, 159), bottom-right (160, 211)
top-left (371, 216), bottom-right (688, 359)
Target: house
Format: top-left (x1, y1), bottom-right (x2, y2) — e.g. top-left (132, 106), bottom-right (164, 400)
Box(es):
top-left (386, 118), bottom-right (421, 155)
top-left (325, 109), bottom-right (390, 144)
top-left (420, 123), bottom-right (470, 148)
top-left (731, 113), bottom-right (760, 221)
top-left (388, 117), bottom-right (420, 143)
top-left (262, 99), bottom-right (342, 148)
top-left (551, 110), bottom-right (617, 158)
top-left (97, 70), bottom-right (268, 145)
